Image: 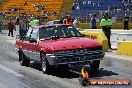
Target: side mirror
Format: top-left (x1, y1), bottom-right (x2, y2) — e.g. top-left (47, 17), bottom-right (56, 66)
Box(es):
top-left (16, 35), bottom-right (20, 39)
top-left (30, 38), bottom-right (37, 43)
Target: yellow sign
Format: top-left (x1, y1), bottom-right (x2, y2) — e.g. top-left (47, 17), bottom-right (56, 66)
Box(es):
top-left (80, 31), bottom-right (109, 52)
top-left (85, 35), bottom-right (97, 40)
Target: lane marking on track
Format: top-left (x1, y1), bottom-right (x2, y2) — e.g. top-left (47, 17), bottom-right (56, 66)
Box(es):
top-left (0, 64), bottom-right (22, 77)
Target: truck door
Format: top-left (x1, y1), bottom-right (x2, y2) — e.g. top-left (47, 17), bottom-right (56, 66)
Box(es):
top-left (28, 28), bottom-right (40, 61)
top-left (21, 27), bottom-right (33, 57)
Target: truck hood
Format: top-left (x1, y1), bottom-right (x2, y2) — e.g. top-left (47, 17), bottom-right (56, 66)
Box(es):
top-left (42, 37), bottom-right (101, 51)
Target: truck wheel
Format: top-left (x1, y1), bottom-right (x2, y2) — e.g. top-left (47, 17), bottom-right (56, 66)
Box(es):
top-left (90, 60), bottom-right (100, 72)
top-left (19, 52), bottom-right (30, 66)
top-left (41, 53), bottom-right (50, 74)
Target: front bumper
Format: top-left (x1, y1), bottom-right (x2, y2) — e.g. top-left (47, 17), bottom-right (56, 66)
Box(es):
top-left (46, 50), bottom-right (105, 65)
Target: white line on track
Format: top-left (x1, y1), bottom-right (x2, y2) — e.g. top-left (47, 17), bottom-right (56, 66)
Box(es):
top-left (0, 64), bottom-right (22, 77)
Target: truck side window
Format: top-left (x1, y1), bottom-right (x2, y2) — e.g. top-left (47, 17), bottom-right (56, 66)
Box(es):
top-left (39, 27), bottom-right (56, 39)
top-left (23, 27), bottom-right (33, 41)
top-left (30, 28), bottom-right (38, 40)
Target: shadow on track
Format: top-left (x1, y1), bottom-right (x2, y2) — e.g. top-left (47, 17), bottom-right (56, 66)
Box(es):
top-left (90, 68), bottom-right (118, 78)
top-left (28, 62), bottom-right (118, 79)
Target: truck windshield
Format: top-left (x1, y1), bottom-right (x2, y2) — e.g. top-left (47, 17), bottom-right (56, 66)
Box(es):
top-left (39, 25), bottom-right (83, 40)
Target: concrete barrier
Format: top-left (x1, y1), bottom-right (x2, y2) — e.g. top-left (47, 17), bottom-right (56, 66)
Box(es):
top-left (117, 41), bottom-right (132, 56)
top-left (80, 31), bottom-right (109, 52)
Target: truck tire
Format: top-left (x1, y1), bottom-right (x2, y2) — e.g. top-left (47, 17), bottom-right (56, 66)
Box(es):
top-left (19, 52), bottom-right (30, 66)
top-left (90, 60), bottom-right (100, 72)
top-left (41, 53), bottom-right (50, 74)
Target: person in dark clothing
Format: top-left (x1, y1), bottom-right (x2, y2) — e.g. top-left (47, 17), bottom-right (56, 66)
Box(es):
top-left (59, 16), bottom-right (64, 24)
top-left (124, 14), bottom-right (129, 30)
top-left (15, 18), bottom-right (20, 34)
top-left (19, 20), bottom-right (27, 39)
top-left (8, 19), bottom-right (14, 37)
top-left (66, 16), bottom-right (73, 26)
top-left (100, 14), bottom-right (112, 49)
top-left (90, 14), bottom-right (97, 29)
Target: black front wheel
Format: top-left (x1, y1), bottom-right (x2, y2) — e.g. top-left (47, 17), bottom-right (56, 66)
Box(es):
top-left (41, 53), bottom-right (51, 74)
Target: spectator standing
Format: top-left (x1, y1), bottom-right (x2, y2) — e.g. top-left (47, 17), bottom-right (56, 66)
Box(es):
top-left (29, 18), bottom-right (39, 27)
top-left (90, 14), bottom-right (97, 29)
top-left (8, 18), bottom-right (14, 37)
top-left (41, 5), bottom-right (45, 16)
top-left (24, 18), bottom-right (29, 31)
top-left (100, 14), bottom-right (112, 49)
top-left (59, 16), bottom-right (64, 24)
top-left (19, 20), bottom-right (27, 39)
top-left (66, 16), bottom-right (73, 26)
top-left (15, 17), bottom-right (20, 34)
top-left (123, 14), bottom-right (129, 30)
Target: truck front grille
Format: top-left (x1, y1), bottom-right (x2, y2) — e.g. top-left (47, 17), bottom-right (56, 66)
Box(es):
top-left (54, 46), bottom-right (104, 63)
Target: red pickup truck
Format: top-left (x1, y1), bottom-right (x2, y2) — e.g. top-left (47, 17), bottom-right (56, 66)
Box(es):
top-left (16, 24), bottom-right (104, 73)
